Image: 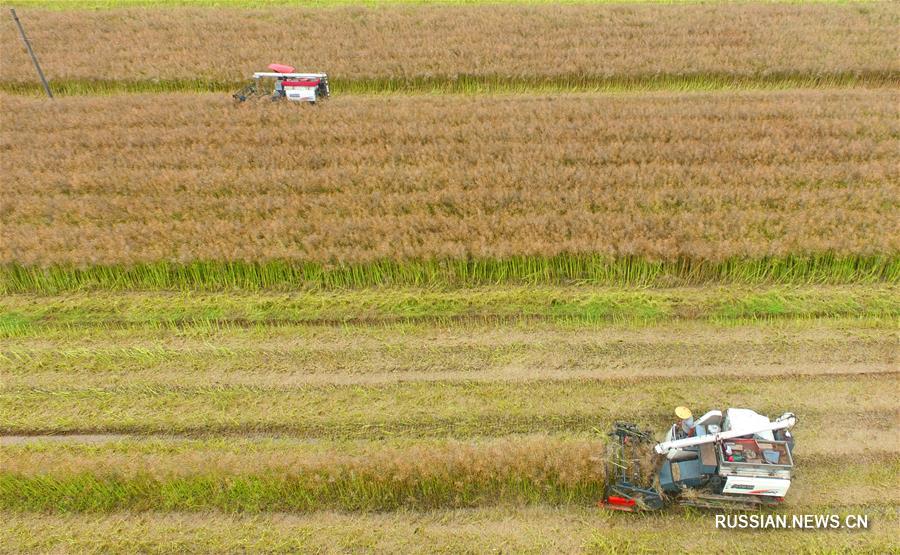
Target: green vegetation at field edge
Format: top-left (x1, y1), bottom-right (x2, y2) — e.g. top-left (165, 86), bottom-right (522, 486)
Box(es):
top-left (2, 255), bottom-right (896, 294)
top-left (2, 70), bottom-right (896, 97)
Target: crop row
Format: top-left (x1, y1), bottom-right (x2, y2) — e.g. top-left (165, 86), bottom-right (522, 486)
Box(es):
top-left (3, 256), bottom-right (897, 293)
top-left (3, 456), bottom-right (891, 514)
top-left (2, 90), bottom-right (897, 269)
top-left (3, 72), bottom-right (898, 98)
top-left (1, 4), bottom-right (897, 84)
top-left (1, 433), bottom-right (893, 512)
top-left (0, 437), bottom-right (606, 512)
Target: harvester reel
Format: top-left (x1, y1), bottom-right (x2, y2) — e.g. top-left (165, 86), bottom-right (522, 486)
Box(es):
top-left (233, 81), bottom-right (259, 102)
top-left (602, 421), bottom-right (665, 512)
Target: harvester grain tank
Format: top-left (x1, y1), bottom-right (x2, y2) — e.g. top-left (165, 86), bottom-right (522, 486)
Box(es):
top-left (602, 407), bottom-right (797, 511)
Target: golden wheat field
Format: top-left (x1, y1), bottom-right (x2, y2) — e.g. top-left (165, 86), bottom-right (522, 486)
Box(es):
top-left (2, 89), bottom-right (898, 267)
top-left (0, 4), bottom-right (898, 85)
top-left (1, 1), bottom-right (899, 553)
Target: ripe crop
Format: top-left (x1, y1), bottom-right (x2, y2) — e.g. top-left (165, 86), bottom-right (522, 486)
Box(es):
top-left (0, 4), bottom-right (897, 88)
top-left (2, 90), bottom-right (897, 273)
top-left (1, 3), bottom-right (898, 552)
top-left (0, 436), bottom-right (607, 512)
top-left (1, 445), bottom-right (892, 514)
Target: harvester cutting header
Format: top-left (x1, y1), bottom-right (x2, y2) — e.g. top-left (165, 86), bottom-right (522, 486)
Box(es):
top-left (602, 407), bottom-right (797, 512)
top-left (234, 63), bottom-right (330, 103)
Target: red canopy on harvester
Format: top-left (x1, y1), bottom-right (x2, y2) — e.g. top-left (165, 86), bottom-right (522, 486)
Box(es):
top-left (267, 63), bottom-right (296, 73)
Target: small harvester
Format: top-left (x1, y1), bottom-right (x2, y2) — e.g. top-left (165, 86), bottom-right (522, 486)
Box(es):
top-left (602, 407), bottom-right (797, 511)
top-left (234, 63), bottom-right (329, 103)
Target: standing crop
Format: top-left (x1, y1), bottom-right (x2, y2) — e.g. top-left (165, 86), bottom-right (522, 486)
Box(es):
top-left (2, 90), bottom-right (897, 270)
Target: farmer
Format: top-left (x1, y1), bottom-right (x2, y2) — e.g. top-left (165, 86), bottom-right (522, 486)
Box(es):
top-left (675, 406), bottom-right (695, 438)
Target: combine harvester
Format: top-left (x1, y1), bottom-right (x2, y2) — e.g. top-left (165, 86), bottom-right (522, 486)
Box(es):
top-left (234, 63), bottom-right (330, 103)
top-left (602, 407), bottom-right (797, 511)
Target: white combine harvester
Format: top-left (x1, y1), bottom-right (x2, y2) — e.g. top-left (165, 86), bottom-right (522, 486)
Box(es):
top-left (234, 63), bottom-right (329, 103)
top-left (602, 407), bottom-right (797, 511)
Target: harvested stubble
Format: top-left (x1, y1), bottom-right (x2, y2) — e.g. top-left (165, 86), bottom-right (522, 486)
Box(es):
top-left (3, 286), bottom-right (898, 389)
top-left (4, 508), bottom-right (900, 555)
top-left (0, 4), bottom-right (897, 86)
top-left (2, 374), bottom-right (895, 437)
top-left (2, 90), bottom-right (898, 270)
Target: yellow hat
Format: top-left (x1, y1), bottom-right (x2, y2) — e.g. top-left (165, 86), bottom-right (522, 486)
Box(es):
top-left (675, 406), bottom-right (692, 420)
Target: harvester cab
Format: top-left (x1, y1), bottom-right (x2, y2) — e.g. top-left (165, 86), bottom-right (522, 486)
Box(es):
top-left (234, 63), bottom-right (330, 103)
top-left (602, 407), bottom-right (797, 512)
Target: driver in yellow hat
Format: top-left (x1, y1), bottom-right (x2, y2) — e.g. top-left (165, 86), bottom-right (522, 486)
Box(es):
top-left (675, 406), bottom-right (695, 438)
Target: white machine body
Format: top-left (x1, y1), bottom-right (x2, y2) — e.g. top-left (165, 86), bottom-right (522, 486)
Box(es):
top-left (655, 411), bottom-right (797, 455)
top-left (723, 476), bottom-right (791, 497)
top-left (284, 80), bottom-right (319, 102)
top-left (656, 408), bottom-right (796, 504)
top-left (234, 65), bottom-right (330, 103)
top-left (253, 72), bottom-right (328, 103)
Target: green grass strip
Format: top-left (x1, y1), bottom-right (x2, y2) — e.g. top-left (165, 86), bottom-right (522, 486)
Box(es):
top-left (2, 71), bottom-right (897, 97)
top-left (2, 286), bottom-right (897, 337)
top-left (1, 255), bottom-right (896, 294)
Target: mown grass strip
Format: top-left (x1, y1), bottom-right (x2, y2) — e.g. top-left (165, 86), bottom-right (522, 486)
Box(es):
top-left (2, 255), bottom-right (896, 294)
top-left (2, 375), bottom-right (894, 437)
top-left (6, 348), bottom-right (894, 391)
top-left (2, 70), bottom-right (896, 97)
top-left (3, 507), bottom-right (898, 555)
top-left (2, 285), bottom-right (896, 337)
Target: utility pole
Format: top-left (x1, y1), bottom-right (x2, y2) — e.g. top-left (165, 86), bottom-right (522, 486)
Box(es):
top-left (10, 8), bottom-right (53, 99)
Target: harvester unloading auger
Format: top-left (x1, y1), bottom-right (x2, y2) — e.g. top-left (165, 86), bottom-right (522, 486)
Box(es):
top-left (602, 407), bottom-right (797, 512)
